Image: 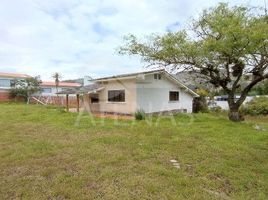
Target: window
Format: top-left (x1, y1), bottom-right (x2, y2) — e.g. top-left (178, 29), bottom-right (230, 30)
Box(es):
top-left (0, 79), bottom-right (11, 87)
top-left (154, 74), bottom-right (161, 80)
top-left (169, 91), bottom-right (179, 101)
top-left (42, 88), bottom-right (52, 93)
top-left (91, 94), bottom-right (99, 103)
top-left (108, 90), bottom-right (125, 102)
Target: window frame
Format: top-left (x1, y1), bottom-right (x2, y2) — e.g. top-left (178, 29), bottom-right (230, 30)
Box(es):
top-left (169, 91), bottom-right (179, 102)
top-left (42, 87), bottom-right (52, 93)
top-left (108, 90), bottom-right (125, 103)
top-left (0, 79), bottom-right (11, 88)
top-left (90, 94), bottom-right (99, 103)
top-left (154, 74), bottom-right (161, 80)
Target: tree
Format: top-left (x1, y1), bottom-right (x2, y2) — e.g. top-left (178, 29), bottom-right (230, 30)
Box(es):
top-left (9, 76), bottom-right (42, 104)
top-left (52, 72), bottom-right (62, 95)
top-left (119, 3), bottom-right (268, 122)
top-left (249, 79), bottom-right (268, 95)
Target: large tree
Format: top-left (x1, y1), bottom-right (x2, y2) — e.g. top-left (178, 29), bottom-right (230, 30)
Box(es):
top-left (119, 3), bottom-right (268, 121)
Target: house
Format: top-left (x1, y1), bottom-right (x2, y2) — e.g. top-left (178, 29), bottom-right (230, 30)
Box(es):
top-left (0, 72), bottom-right (32, 101)
top-left (40, 81), bottom-right (81, 96)
top-left (78, 69), bottom-right (199, 114)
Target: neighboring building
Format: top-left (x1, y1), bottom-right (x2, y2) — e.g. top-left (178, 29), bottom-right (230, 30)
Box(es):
top-left (79, 69), bottom-right (199, 114)
top-left (0, 72), bottom-right (32, 101)
top-left (40, 81), bottom-right (81, 96)
top-left (208, 95), bottom-right (255, 110)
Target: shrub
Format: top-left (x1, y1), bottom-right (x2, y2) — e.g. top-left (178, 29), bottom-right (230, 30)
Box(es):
top-left (241, 97), bottom-right (268, 116)
top-left (135, 109), bottom-right (146, 120)
top-left (193, 96), bottom-right (209, 113)
top-left (210, 106), bottom-right (222, 113)
top-left (9, 88), bottom-right (27, 101)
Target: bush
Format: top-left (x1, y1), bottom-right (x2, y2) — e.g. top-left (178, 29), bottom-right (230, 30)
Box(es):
top-left (135, 109), bottom-right (146, 120)
top-left (241, 97), bottom-right (268, 116)
top-left (210, 106), bottom-right (222, 113)
top-left (9, 88), bottom-right (27, 101)
top-left (193, 96), bottom-right (209, 113)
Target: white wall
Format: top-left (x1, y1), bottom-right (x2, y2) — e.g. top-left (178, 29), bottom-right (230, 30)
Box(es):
top-left (85, 73), bottom-right (195, 114)
top-left (136, 74), bottom-right (194, 113)
top-left (95, 79), bottom-right (137, 114)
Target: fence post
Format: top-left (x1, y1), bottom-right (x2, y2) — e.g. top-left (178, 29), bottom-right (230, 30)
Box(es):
top-left (76, 94), bottom-right (79, 112)
top-left (66, 94), bottom-right (69, 112)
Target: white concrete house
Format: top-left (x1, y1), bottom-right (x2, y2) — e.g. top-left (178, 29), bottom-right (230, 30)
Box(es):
top-left (81, 69), bottom-right (199, 114)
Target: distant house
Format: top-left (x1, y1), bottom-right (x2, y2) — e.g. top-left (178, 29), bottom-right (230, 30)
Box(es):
top-left (0, 72), bottom-right (32, 101)
top-left (40, 81), bottom-right (81, 96)
top-left (208, 95), bottom-right (255, 110)
top-left (78, 69), bottom-right (199, 114)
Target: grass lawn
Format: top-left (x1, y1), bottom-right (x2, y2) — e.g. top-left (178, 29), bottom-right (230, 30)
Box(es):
top-left (0, 103), bottom-right (267, 199)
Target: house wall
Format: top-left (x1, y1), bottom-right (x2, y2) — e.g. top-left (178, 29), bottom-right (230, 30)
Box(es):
top-left (84, 73), bottom-right (194, 114)
top-left (84, 94), bottom-right (100, 112)
top-left (136, 74), bottom-right (193, 113)
top-left (0, 90), bottom-right (10, 102)
top-left (0, 77), bottom-right (23, 102)
top-left (84, 79), bottom-right (137, 114)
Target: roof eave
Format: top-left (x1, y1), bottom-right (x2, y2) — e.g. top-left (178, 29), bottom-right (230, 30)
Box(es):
top-left (164, 72), bottom-right (199, 97)
top-left (92, 69), bottom-right (165, 82)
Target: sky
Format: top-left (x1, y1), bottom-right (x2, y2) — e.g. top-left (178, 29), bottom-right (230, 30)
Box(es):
top-left (0, 0), bottom-right (265, 80)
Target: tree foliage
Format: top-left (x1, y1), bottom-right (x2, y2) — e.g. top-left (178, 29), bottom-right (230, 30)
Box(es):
top-left (241, 97), bottom-right (268, 115)
top-left (9, 77), bottom-right (42, 103)
top-left (249, 80), bottom-right (268, 95)
top-left (119, 3), bottom-right (268, 121)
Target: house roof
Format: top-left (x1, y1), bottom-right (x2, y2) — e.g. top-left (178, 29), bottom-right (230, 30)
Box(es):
top-left (92, 69), bottom-right (199, 97)
top-left (78, 83), bottom-right (104, 94)
top-left (0, 72), bottom-right (32, 78)
top-left (56, 69), bottom-right (199, 97)
top-left (57, 83), bottom-right (104, 94)
top-left (56, 83), bottom-right (104, 95)
top-left (41, 81), bottom-right (81, 87)
top-left (92, 69), bottom-right (165, 81)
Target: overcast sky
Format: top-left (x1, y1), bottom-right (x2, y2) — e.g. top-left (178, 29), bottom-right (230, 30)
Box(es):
top-left (0, 0), bottom-right (264, 80)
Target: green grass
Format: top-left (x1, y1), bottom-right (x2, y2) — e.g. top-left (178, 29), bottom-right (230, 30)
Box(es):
top-left (0, 103), bottom-right (267, 199)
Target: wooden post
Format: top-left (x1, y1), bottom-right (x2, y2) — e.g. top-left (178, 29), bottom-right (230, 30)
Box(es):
top-left (76, 94), bottom-right (80, 112)
top-left (66, 94), bottom-right (69, 112)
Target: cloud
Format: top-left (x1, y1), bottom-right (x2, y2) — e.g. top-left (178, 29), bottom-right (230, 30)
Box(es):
top-left (0, 0), bottom-right (264, 80)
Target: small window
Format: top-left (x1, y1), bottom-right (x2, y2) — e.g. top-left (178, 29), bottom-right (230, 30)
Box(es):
top-left (0, 79), bottom-right (11, 87)
top-left (91, 94), bottom-right (99, 103)
top-left (154, 74), bottom-right (161, 80)
top-left (108, 90), bottom-right (125, 102)
top-left (169, 91), bottom-right (179, 101)
top-left (42, 88), bottom-right (52, 93)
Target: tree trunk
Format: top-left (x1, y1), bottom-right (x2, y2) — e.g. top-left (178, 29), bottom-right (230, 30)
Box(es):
top-left (228, 105), bottom-right (244, 122)
top-left (27, 91), bottom-right (30, 104)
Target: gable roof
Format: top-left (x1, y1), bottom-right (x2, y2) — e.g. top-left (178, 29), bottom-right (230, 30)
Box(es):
top-left (92, 69), bottom-right (165, 81)
top-left (92, 69), bottom-right (199, 97)
top-left (0, 72), bottom-right (32, 78)
top-left (41, 81), bottom-right (81, 87)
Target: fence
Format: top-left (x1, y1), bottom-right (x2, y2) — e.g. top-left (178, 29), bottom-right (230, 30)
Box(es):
top-left (31, 95), bottom-right (80, 108)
